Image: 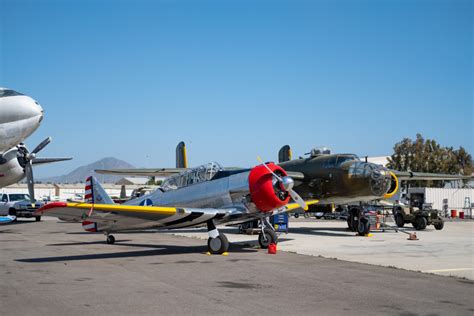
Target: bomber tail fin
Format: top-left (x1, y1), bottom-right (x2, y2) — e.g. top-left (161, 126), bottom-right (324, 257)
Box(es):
top-left (176, 141), bottom-right (188, 168)
top-left (278, 145), bottom-right (292, 163)
top-left (84, 176), bottom-right (115, 204)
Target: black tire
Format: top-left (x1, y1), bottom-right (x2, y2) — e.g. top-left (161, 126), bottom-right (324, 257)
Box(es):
top-left (294, 213), bottom-right (299, 219)
top-left (207, 233), bottom-right (229, 254)
top-left (315, 216), bottom-right (323, 219)
top-left (106, 235), bottom-right (116, 244)
top-left (394, 213), bottom-right (405, 228)
top-left (8, 208), bottom-right (17, 216)
top-left (434, 219), bottom-right (444, 230)
top-left (413, 217), bottom-right (427, 230)
top-left (347, 208), bottom-right (359, 232)
top-left (258, 228), bottom-right (277, 249)
top-left (357, 217), bottom-right (371, 236)
top-left (35, 216), bottom-right (41, 222)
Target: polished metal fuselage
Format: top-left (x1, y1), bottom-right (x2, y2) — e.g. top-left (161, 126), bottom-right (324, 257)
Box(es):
top-left (126, 170), bottom-right (257, 224)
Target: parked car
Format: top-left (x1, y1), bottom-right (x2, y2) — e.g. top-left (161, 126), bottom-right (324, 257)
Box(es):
top-left (393, 203), bottom-right (444, 230)
top-left (0, 193), bottom-right (44, 221)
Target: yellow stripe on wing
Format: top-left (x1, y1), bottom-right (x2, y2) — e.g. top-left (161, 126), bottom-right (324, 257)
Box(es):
top-left (285, 199), bottom-right (319, 211)
top-left (66, 203), bottom-right (178, 216)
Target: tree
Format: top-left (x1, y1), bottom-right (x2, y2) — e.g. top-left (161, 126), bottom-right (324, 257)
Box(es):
top-left (387, 134), bottom-right (472, 188)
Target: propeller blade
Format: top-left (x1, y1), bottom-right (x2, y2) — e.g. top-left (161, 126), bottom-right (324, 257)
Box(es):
top-left (31, 137), bottom-right (52, 155)
top-left (256, 156), bottom-right (283, 181)
top-left (25, 161), bottom-right (36, 203)
top-left (289, 189), bottom-right (307, 210)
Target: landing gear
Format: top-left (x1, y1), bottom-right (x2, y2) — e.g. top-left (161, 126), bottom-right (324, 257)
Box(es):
top-left (258, 228), bottom-right (277, 249)
top-left (357, 217), bottom-right (370, 236)
top-left (207, 220), bottom-right (229, 254)
top-left (258, 217), bottom-right (277, 249)
top-left (106, 234), bottom-right (115, 244)
top-left (348, 207), bottom-right (371, 236)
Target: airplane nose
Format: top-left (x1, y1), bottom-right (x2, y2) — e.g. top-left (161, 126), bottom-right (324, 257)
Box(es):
top-left (369, 165), bottom-right (391, 196)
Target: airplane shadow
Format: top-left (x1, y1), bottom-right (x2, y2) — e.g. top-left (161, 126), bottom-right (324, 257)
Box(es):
top-left (16, 242), bottom-right (258, 263)
top-left (288, 227), bottom-right (356, 237)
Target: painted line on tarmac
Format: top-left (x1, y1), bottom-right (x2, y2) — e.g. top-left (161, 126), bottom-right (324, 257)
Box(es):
top-left (423, 268), bottom-right (474, 273)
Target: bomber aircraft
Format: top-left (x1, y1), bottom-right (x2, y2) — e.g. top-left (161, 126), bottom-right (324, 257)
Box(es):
top-left (0, 88), bottom-right (71, 202)
top-left (96, 142), bottom-right (470, 235)
top-left (35, 161), bottom-right (316, 254)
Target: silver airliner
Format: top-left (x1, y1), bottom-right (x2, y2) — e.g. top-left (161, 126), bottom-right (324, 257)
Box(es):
top-left (0, 87), bottom-right (71, 199)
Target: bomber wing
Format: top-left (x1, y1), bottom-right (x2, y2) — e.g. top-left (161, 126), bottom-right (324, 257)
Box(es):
top-left (391, 170), bottom-right (472, 181)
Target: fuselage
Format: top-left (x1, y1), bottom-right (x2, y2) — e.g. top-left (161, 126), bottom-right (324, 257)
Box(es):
top-left (0, 88), bottom-right (44, 187)
top-left (0, 88), bottom-right (43, 154)
top-left (280, 154), bottom-right (393, 204)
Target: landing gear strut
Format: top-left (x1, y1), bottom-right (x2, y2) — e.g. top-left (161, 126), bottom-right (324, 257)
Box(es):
top-left (207, 220), bottom-right (229, 254)
top-left (258, 217), bottom-right (277, 249)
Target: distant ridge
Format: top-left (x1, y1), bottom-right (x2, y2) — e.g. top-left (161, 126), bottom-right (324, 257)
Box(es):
top-left (39, 157), bottom-right (135, 184)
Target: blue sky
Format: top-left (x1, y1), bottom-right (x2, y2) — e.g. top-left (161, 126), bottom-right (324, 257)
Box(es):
top-left (1, 0), bottom-right (472, 178)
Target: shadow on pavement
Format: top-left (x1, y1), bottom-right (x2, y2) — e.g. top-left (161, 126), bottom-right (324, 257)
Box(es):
top-left (16, 242), bottom-right (258, 263)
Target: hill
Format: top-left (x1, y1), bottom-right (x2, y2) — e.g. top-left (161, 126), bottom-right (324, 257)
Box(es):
top-left (39, 157), bottom-right (135, 184)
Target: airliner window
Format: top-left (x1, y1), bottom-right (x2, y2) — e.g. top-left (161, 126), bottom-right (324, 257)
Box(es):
top-left (0, 89), bottom-right (24, 98)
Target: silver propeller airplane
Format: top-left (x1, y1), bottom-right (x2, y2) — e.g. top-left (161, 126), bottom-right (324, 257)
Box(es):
top-left (0, 87), bottom-right (71, 202)
top-left (35, 161), bottom-right (317, 254)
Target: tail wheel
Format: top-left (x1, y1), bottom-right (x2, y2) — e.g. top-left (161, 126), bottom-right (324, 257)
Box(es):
top-left (394, 213), bottom-right (405, 228)
top-left (106, 235), bottom-right (116, 244)
top-left (413, 217), bottom-right (427, 230)
top-left (207, 233), bottom-right (229, 254)
top-left (357, 217), bottom-right (370, 236)
top-left (258, 228), bottom-right (277, 249)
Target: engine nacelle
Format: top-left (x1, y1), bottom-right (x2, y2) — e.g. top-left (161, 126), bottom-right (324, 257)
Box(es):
top-left (248, 163), bottom-right (290, 212)
top-left (383, 172), bottom-right (399, 199)
top-left (0, 148), bottom-right (25, 187)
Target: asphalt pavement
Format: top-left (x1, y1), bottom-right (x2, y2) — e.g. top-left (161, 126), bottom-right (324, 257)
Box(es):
top-left (0, 218), bottom-right (473, 315)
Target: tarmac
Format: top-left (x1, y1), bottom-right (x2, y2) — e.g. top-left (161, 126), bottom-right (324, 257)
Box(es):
top-left (0, 217), bottom-right (473, 315)
top-left (169, 218), bottom-right (474, 279)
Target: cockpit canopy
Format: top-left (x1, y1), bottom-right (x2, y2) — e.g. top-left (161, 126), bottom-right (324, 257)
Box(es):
top-left (321, 154), bottom-right (360, 168)
top-left (161, 162), bottom-right (223, 191)
top-left (0, 88), bottom-right (24, 98)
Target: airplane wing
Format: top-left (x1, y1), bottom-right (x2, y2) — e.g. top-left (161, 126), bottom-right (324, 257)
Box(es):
top-left (32, 157), bottom-right (73, 165)
top-left (95, 168), bottom-right (187, 177)
top-left (391, 170), bottom-right (472, 181)
top-left (95, 167), bottom-right (243, 177)
top-left (35, 200), bottom-right (318, 231)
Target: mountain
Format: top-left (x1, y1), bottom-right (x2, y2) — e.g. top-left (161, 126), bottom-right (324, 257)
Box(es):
top-left (40, 157), bottom-right (135, 184)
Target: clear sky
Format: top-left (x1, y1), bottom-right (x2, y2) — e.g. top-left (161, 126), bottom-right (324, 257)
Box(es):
top-left (1, 0), bottom-right (472, 178)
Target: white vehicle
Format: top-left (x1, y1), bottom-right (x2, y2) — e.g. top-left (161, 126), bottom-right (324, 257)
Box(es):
top-left (0, 192), bottom-right (44, 221)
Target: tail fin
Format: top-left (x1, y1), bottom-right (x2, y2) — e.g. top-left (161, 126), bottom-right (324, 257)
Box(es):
top-left (85, 176), bottom-right (115, 204)
top-left (278, 145), bottom-right (292, 163)
top-left (176, 141), bottom-right (188, 168)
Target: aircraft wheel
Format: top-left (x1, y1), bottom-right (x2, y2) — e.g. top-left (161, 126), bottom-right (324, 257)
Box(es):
top-left (35, 216), bottom-right (41, 222)
top-left (413, 217), bottom-right (427, 230)
top-left (106, 235), bottom-right (116, 244)
top-left (357, 217), bottom-right (370, 236)
top-left (258, 228), bottom-right (277, 249)
top-left (347, 208), bottom-right (359, 231)
top-left (294, 213), bottom-right (299, 219)
top-left (394, 214), bottom-right (405, 228)
top-left (207, 233), bottom-right (229, 254)
top-left (434, 219), bottom-right (444, 230)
